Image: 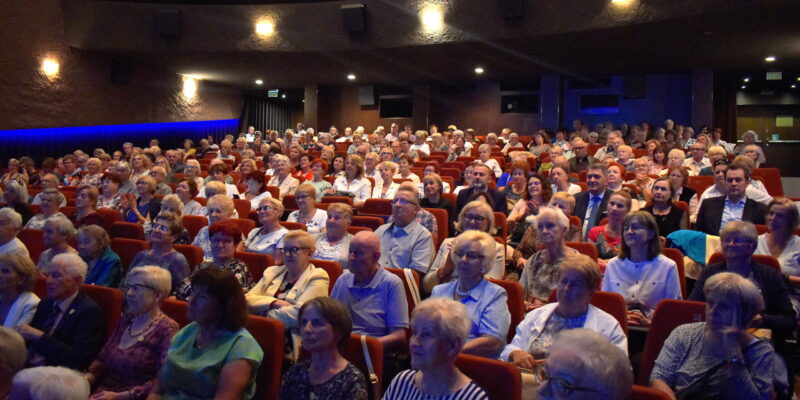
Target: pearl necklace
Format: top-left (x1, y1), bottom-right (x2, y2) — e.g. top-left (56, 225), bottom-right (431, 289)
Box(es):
top-left (455, 279), bottom-right (483, 298)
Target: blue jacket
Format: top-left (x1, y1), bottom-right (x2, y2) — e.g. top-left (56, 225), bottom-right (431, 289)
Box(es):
top-left (84, 247), bottom-right (123, 288)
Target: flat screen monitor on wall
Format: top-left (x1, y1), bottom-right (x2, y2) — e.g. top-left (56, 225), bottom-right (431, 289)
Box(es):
top-left (379, 96), bottom-right (413, 118)
top-left (580, 94), bottom-right (619, 115)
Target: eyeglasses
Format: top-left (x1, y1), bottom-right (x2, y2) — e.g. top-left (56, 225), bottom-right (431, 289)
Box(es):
top-left (152, 224), bottom-right (170, 233)
top-left (723, 237), bottom-right (752, 245)
top-left (463, 214), bottom-right (487, 223)
top-left (391, 198), bottom-right (416, 207)
top-left (121, 283), bottom-right (157, 294)
top-left (256, 206), bottom-right (273, 213)
top-left (538, 366), bottom-right (598, 397)
top-left (280, 246), bottom-right (310, 255)
top-left (452, 250), bottom-right (484, 262)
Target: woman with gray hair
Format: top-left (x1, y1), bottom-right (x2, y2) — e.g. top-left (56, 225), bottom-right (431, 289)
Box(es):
top-left (310, 203), bottom-right (354, 270)
top-left (242, 196), bottom-right (288, 265)
top-left (76, 225), bottom-right (123, 287)
top-left (383, 297), bottom-right (489, 399)
top-left (11, 366), bottom-right (90, 400)
top-left (0, 253), bottom-right (40, 327)
top-left (734, 130), bottom-right (766, 166)
top-left (2, 180), bottom-right (32, 225)
top-left (30, 174), bottom-right (64, 207)
top-left (86, 266), bottom-right (179, 400)
top-left (0, 209), bottom-right (28, 258)
top-left (37, 215), bottom-right (78, 270)
top-left (424, 200), bottom-right (504, 293)
top-left (130, 211), bottom-right (191, 289)
top-left (24, 188), bottom-right (66, 230)
top-left (267, 154), bottom-right (300, 200)
top-left (539, 328), bottom-right (632, 400)
top-left (430, 231), bottom-right (511, 358)
top-left (651, 272), bottom-right (785, 399)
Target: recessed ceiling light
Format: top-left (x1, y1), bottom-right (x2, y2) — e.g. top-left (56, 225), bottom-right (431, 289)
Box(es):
top-left (347, 74), bottom-right (356, 80)
top-left (743, 77), bottom-right (750, 83)
top-left (255, 79), bottom-right (263, 85)
top-left (796, 77), bottom-right (800, 81)
top-left (792, 84), bottom-right (797, 89)
top-left (741, 85), bottom-right (747, 89)
top-left (474, 67), bottom-right (485, 74)
top-left (281, 94), bottom-right (287, 98)
top-left (765, 56), bottom-right (776, 62)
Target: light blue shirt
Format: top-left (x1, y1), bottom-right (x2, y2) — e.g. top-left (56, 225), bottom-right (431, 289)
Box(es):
top-left (431, 279), bottom-right (511, 357)
top-left (720, 196), bottom-right (746, 231)
top-left (330, 268), bottom-right (409, 337)
top-left (375, 221), bottom-right (434, 274)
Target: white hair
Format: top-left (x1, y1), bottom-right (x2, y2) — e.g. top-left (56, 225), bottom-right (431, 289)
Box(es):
top-left (0, 208), bottom-right (22, 229)
top-left (126, 266), bottom-right (173, 297)
top-left (412, 297), bottom-right (471, 346)
top-left (12, 366), bottom-right (90, 400)
top-left (548, 329), bottom-right (632, 399)
top-left (44, 214), bottom-right (76, 241)
top-left (4, 180), bottom-right (28, 203)
top-left (49, 253), bottom-right (88, 281)
top-left (530, 206), bottom-right (569, 230)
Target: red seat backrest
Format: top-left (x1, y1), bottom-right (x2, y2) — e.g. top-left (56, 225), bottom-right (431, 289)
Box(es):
top-left (299, 334), bottom-right (384, 400)
top-left (309, 259), bottom-right (342, 295)
top-left (566, 241), bottom-right (599, 262)
top-left (235, 251), bottom-right (275, 282)
top-left (110, 238), bottom-right (149, 275)
top-left (708, 252), bottom-right (781, 272)
top-left (109, 221), bottom-right (145, 240)
top-left (752, 167), bottom-right (783, 196)
top-left (246, 315), bottom-right (285, 400)
top-left (630, 385), bottom-right (671, 399)
top-left (488, 278), bottom-right (525, 343)
top-left (661, 248), bottom-right (687, 298)
top-left (182, 215), bottom-right (207, 240)
top-left (174, 244), bottom-right (204, 272)
top-left (455, 354), bottom-right (522, 400)
top-left (18, 229), bottom-right (45, 264)
top-left (81, 283), bottom-right (123, 340)
top-left (351, 216), bottom-right (384, 231)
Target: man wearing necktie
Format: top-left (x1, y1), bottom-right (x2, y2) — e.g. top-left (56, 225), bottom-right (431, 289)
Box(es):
top-left (374, 187), bottom-right (435, 274)
top-left (573, 163), bottom-right (613, 240)
top-left (15, 253), bottom-right (105, 370)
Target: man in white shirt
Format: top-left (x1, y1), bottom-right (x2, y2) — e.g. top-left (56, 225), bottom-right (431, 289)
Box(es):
top-left (683, 142), bottom-right (711, 176)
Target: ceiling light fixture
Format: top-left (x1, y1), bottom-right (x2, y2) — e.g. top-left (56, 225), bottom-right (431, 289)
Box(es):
top-left (740, 85), bottom-right (746, 89)
top-left (474, 67), bottom-right (485, 74)
top-left (255, 20), bottom-right (274, 37)
top-left (792, 84), bottom-right (797, 89)
top-left (255, 79), bottom-right (263, 85)
top-left (743, 77), bottom-right (750, 83)
top-left (420, 6), bottom-right (444, 34)
top-left (281, 94), bottom-right (287, 98)
top-left (41, 58), bottom-right (60, 79)
top-left (347, 74), bottom-right (356, 80)
top-left (765, 56), bottom-right (776, 62)
top-left (182, 75), bottom-right (198, 99)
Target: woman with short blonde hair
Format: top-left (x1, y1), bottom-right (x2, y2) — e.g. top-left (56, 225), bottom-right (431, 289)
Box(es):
top-left (0, 253), bottom-right (40, 327)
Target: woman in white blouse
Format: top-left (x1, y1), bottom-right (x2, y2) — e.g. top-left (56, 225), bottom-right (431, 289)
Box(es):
top-left (287, 184), bottom-right (327, 234)
top-left (477, 144), bottom-right (502, 178)
top-left (328, 154), bottom-right (371, 209)
top-left (0, 253), bottom-right (40, 327)
top-left (242, 197), bottom-right (288, 265)
top-left (601, 211), bottom-right (682, 326)
top-left (755, 197), bottom-right (800, 316)
top-left (267, 154), bottom-right (300, 200)
top-left (372, 161), bottom-right (400, 200)
top-left (311, 203), bottom-right (354, 271)
top-left (393, 155), bottom-right (420, 185)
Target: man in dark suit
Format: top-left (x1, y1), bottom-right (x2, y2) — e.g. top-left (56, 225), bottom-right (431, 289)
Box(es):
top-left (574, 163), bottom-right (613, 240)
top-left (16, 253), bottom-right (105, 370)
top-left (455, 163), bottom-right (507, 220)
top-left (695, 163), bottom-right (767, 235)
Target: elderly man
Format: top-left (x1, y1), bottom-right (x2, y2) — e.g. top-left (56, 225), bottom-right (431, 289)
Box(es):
top-left (684, 142), bottom-right (712, 176)
top-left (114, 161), bottom-right (137, 195)
top-left (455, 163), bottom-right (508, 217)
top-left (375, 187), bottom-right (435, 274)
top-left (165, 149), bottom-right (185, 174)
top-left (593, 131), bottom-right (623, 160)
top-left (364, 152), bottom-right (381, 185)
top-left (386, 183), bottom-right (439, 244)
top-left (568, 137), bottom-right (595, 173)
top-left (695, 162), bottom-right (767, 235)
top-left (149, 166), bottom-right (173, 196)
top-left (16, 253), bottom-right (105, 370)
top-left (0, 209), bottom-right (29, 257)
top-left (574, 163), bottom-right (613, 240)
top-left (330, 231), bottom-right (408, 350)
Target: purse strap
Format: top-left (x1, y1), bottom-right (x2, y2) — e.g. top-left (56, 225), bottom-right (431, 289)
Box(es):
top-left (403, 269), bottom-right (421, 306)
top-left (360, 334), bottom-right (379, 385)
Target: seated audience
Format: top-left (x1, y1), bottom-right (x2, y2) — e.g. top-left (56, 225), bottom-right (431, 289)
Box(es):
top-left (17, 253), bottom-right (104, 370)
top-left (430, 231), bottom-right (511, 358)
top-left (120, 176), bottom-right (161, 225)
top-left (550, 165), bottom-right (581, 196)
top-left (11, 366), bottom-right (91, 400)
top-left (191, 194), bottom-right (236, 262)
top-left (130, 154), bottom-right (152, 183)
top-left (328, 154), bottom-right (346, 178)
top-left (202, 163), bottom-right (240, 198)
top-left (26, 191), bottom-right (68, 231)
top-left (383, 297), bottom-right (489, 400)
top-left (641, 177), bottom-right (689, 237)
top-left (602, 212), bottom-right (682, 326)
top-left (0, 254), bottom-right (40, 327)
top-left (756, 197), bottom-right (800, 316)
top-left (330, 231), bottom-right (409, 350)
top-left (574, 163), bottom-right (613, 241)
top-left (0, 209), bottom-right (29, 257)
top-left (652, 272), bottom-right (786, 399)
top-left (86, 266), bottom-right (179, 399)
top-left (329, 154), bottom-right (370, 209)
top-left (97, 173), bottom-right (123, 211)
top-left (455, 163), bottom-right (508, 219)
top-left (278, 297), bottom-right (368, 400)
top-left (242, 171), bottom-right (272, 210)
top-left (311, 203), bottom-right (354, 270)
top-left (151, 268), bottom-right (264, 399)
top-left (182, 160), bottom-right (205, 190)
top-left (3, 180), bottom-right (32, 226)
top-left (511, 192), bottom-right (581, 275)
top-left (695, 162), bottom-right (767, 235)
top-left (503, 254), bottom-right (627, 367)
top-left (308, 158), bottom-right (333, 201)
top-left (287, 184), bottom-right (327, 234)
top-left (502, 161), bottom-right (530, 208)
top-left (540, 329), bottom-right (632, 400)
top-left (30, 174), bottom-right (64, 207)
top-left (508, 173), bottom-right (552, 233)
top-left (424, 201), bottom-right (505, 293)
top-left (129, 211), bottom-right (191, 289)
top-left (37, 214), bottom-right (78, 270)
top-left (175, 178), bottom-right (204, 217)
top-left (588, 190), bottom-right (632, 267)
top-left (374, 186), bottom-right (435, 274)
top-left (268, 154), bottom-right (300, 199)
top-left (243, 197), bottom-right (288, 265)
top-left (372, 161), bottom-right (400, 199)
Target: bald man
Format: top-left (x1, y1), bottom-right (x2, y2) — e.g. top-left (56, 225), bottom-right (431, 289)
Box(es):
top-left (330, 231), bottom-right (408, 350)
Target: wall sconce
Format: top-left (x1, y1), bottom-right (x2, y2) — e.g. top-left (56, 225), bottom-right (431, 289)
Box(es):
top-left (420, 6), bottom-right (444, 34)
top-left (182, 75), bottom-right (198, 99)
top-left (41, 57), bottom-right (60, 79)
top-left (255, 19), bottom-right (275, 37)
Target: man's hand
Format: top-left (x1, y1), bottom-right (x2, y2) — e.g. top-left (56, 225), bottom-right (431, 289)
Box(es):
top-left (16, 324), bottom-right (45, 341)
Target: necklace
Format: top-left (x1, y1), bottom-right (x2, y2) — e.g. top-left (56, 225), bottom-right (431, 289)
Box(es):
top-left (127, 312), bottom-right (163, 342)
top-left (455, 279), bottom-right (482, 298)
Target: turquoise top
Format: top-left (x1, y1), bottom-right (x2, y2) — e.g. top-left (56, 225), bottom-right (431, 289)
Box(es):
top-left (160, 322), bottom-right (264, 400)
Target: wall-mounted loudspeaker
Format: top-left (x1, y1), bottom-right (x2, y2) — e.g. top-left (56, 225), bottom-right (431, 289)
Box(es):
top-left (500, 0), bottom-right (525, 19)
top-left (358, 85), bottom-right (375, 106)
top-left (341, 4), bottom-right (366, 32)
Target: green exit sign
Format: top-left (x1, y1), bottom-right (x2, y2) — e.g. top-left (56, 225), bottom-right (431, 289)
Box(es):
top-left (766, 71), bottom-right (783, 80)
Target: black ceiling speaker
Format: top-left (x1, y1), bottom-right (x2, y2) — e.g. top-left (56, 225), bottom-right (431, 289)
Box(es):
top-left (500, 0), bottom-right (525, 19)
top-left (154, 10), bottom-right (182, 39)
top-left (341, 4), bottom-right (366, 32)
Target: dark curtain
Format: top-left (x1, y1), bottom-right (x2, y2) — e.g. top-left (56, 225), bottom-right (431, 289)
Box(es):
top-left (242, 97), bottom-right (292, 133)
top-left (713, 71), bottom-right (738, 141)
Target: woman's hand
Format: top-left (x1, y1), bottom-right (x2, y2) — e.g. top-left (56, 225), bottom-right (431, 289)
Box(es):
top-left (524, 201), bottom-right (539, 216)
top-left (325, 188), bottom-right (336, 195)
top-left (720, 327), bottom-right (746, 360)
top-left (270, 299), bottom-right (292, 309)
top-left (525, 298), bottom-right (546, 312)
top-left (509, 350), bottom-right (536, 369)
top-left (626, 310), bottom-right (651, 326)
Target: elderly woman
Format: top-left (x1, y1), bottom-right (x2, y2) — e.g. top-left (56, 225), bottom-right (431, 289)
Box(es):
top-left (97, 173), bottom-right (123, 211)
top-left (424, 201), bottom-right (504, 293)
top-left (540, 329), bottom-right (633, 400)
top-left (512, 193), bottom-right (581, 273)
top-left (393, 155), bottom-right (420, 184)
top-left (182, 160), bottom-right (205, 189)
top-left (0, 159), bottom-right (27, 185)
top-left (293, 153), bottom-right (314, 182)
top-left (502, 161), bottom-right (530, 208)
top-left (121, 176), bottom-right (161, 225)
top-left (242, 197), bottom-right (288, 265)
top-left (192, 194), bottom-right (236, 262)
top-left (82, 158), bottom-right (105, 187)
top-left (508, 173), bottom-right (552, 231)
top-left (287, 184), bottom-right (327, 234)
top-left (641, 177), bottom-right (688, 237)
top-left (430, 231), bottom-right (511, 358)
top-left (31, 174), bottom-right (63, 207)
top-left (129, 211), bottom-right (191, 290)
top-left (268, 154), bottom-right (300, 200)
top-left (152, 268), bottom-right (263, 399)
top-left (2, 180), bottom-right (31, 226)
top-left (549, 165), bottom-right (581, 196)
top-left (37, 215), bottom-right (78, 270)
top-left (519, 207), bottom-right (580, 310)
top-left (204, 163), bottom-right (240, 198)
top-left (279, 297), bottom-right (368, 399)
top-left (477, 144), bottom-right (502, 178)
top-left (756, 197), bottom-right (800, 316)
top-left (307, 159), bottom-right (332, 202)
top-left (23, 189), bottom-right (65, 230)
top-left (328, 155), bottom-right (370, 209)
top-left (174, 178), bottom-right (204, 217)
top-left (242, 171), bottom-right (271, 211)
top-left (372, 161), bottom-right (400, 199)
top-left (606, 162), bottom-right (624, 192)
top-left (384, 297), bottom-right (490, 399)
top-left (235, 159), bottom-right (257, 185)
top-left (503, 254), bottom-right (627, 367)
top-left (528, 131), bottom-right (551, 157)
top-left (0, 253), bottom-right (40, 327)
top-left (311, 203), bottom-right (354, 271)
top-left (651, 273), bottom-right (785, 399)
top-left (130, 154), bottom-right (152, 183)
top-left (176, 220), bottom-right (254, 300)
top-left (153, 195), bottom-right (191, 245)
top-left (588, 190), bottom-right (632, 266)
top-left (627, 158), bottom-right (656, 199)
top-left (86, 266), bottom-right (179, 400)
top-left (734, 130), bottom-right (766, 165)
top-left (602, 212), bottom-right (682, 326)
top-left (77, 225), bottom-right (123, 287)
top-left (246, 230), bottom-right (329, 335)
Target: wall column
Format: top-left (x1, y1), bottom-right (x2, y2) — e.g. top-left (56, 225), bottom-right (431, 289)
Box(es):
top-left (303, 85), bottom-right (319, 129)
top-left (540, 74), bottom-right (560, 131)
top-left (691, 69), bottom-right (714, 130)
top-left (413, 84), bottom-right (430, 130)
